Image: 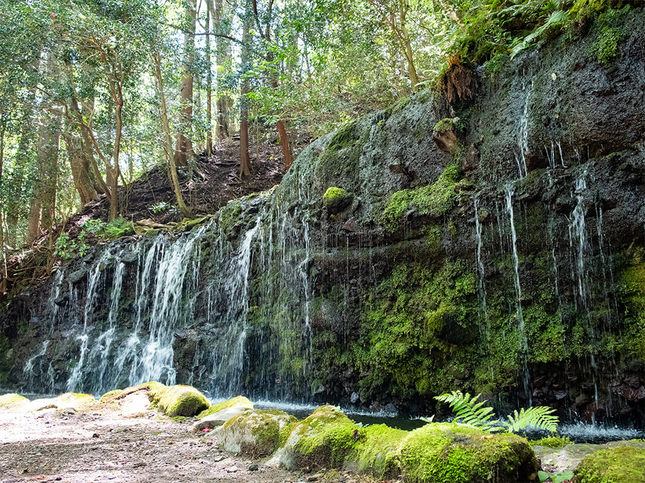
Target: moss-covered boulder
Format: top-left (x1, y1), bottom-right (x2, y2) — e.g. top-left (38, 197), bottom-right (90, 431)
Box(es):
top-left (220, 409), bottom-right (297, 457)
top-left (157, 384), bottom-right (209, 417)
top-left (197, 395), bottom-right (253, 418)
top-left (574, 446), bottom-right (645, 482)
top-left (0, 393), bottom-right (29, 411)
top-left (399, 423), bottom-right (538, 482)
top-left (270, 405), bottom-right (357, 470)
top-left (344, 424), bottom-right (407, 479)
top-left (322, 187), bottom-right (353, 214)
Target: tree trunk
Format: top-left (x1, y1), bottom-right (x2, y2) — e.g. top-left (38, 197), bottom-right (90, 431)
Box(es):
top-left (63, 129), bottom-right (100, 205)
top-left (239, 0), bottom-right (252, 178)
top-left (29, 99), bottom-right (62, 243)
top-left (276, 120), bottom-right (293, 170)
top-left (109, 100), bottom-right (122, 220)
top-left (0, 116), bottom-right (7, 294)
top-left (205, 0), bottom-right (213, 156)
top-left (214, 0), bottom-right (231, 140)
top-left (175, 0), bottom-right (197, 167)
top-left (154, 53), bottom-right (191, 218)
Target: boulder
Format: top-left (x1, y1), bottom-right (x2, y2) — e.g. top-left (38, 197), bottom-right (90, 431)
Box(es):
top-left (399, 423), bottom-right (538, 482)
top-left (219, 409), bottom-right (297, 457)
top-left (0, 393), bottom-right (29, 411)
top-left (157, 385), bottom-right (209, 417)
top-left (574, 446), bottom-right (645, 482)
top-left (28, 393), bottom-right (97, 412)
top-left (270, 405), bottom-right (538, 482)
top-left (269, 405), bottom-right (356, 471)
top-left (197, 395), bottom-right (253, 419)
top-left (192, 406), bottom-right (249, 432)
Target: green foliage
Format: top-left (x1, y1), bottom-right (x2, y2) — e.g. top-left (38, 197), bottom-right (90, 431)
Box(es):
top-left (436, 390), bottom-right (559, 433)
top-left (382, 164), bottom-right (461, 233)
top-left (505, 407), bottom-right (559, 433)
top-left (591, 7), bottom-right (629, 64)
top-left (81, 218), bottom-right (134, 240)
top-left (149, 201), bottom-right (172, 214)
top-left (538, 469), bottom-right (574, 483)
top-left (435, 391), bottom-right (498, 431)
top-left (54, 232), bottom-right (89, 260)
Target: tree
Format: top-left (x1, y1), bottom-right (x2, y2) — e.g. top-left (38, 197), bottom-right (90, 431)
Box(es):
top-left (153, 52), bottom-right (191, 218)
top-left (239, 0), bottom-right (253, 178)
top-left (175, 0), bottom-right (197, 167)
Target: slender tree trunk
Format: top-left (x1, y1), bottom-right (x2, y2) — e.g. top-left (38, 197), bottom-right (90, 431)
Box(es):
top-left (276, 120), bottom-right (293, 170)
top-left (28, 68), bottom-right (62, 244)
top-left (214, 0), bottom-right (231, 140)
top-left (109, 100), bottom-right (122, 220)
top-left (0, 116), bottom-right (7, 294)
top-left (154, 53), bottom-right (191, 218)
top-left (175, 0), bottom-right (197, 167)
top-left (239, 0), bottom-right (252, 178)
top-left (205, 0), bottom-right (213, 156)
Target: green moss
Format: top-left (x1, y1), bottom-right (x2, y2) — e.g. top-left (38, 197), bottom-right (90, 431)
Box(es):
top-left (530, 435), bottom-right (572, 448)
top-left (322, 187), bottom-right (353, 213)
top-left (218, 200), bottom-right (243, 234)
top-left (278, 405), bottom-right (359, 469)
top-left (574, 446), bottom-right (645, 482)
top-left (157, 385), bottom-right (210, 417)
top-left (345, 424), bottom-right (407, 479)
top-left (591, 7), bottom-right (629, 65)
top-left (175, 216), bottom-right (211, 232)
top-left (221, 409), bottom-right (297, 457)
top-left (434, 118), bottom-right (455, 134)
top-left (0, 393), bottom-right (29, 411)
top-left (355, 260), bottom-right (478, 401)
top-left (197, 395), bottom-right (253, 419)
top-left (382, 164), bottom-right (461, 233)
top-left (134, 381), bottom-right (169, 405)
top-left (619, 247), bottom-right (645, 360)
top-left (399, 423), bottom-right (538, 482)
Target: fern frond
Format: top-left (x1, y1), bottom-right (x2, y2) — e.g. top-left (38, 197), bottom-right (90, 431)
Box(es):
top-left (504, 406), bottom-right (559, 433)
top-left (435, 391), bottom-right (499, 431)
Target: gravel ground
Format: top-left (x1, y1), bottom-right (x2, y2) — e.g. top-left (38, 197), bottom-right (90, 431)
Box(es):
top-left (0, 402), bottom-right (376, 483)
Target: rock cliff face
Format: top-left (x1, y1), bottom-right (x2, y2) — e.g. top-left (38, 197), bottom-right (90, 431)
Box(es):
top-left (1, 7), bottom-right (644, 424)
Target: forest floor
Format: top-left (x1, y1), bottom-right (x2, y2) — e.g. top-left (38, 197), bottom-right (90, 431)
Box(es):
top-left (0, 399), bottom-right (373, 483)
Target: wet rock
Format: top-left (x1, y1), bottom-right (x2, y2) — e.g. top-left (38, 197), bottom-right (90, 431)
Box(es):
top-left (157, 385), bottom-right (209, 417)
top-left (219, 409), bottom-right (296, 457)
top-left (192, 406), bottom-right (250, 432)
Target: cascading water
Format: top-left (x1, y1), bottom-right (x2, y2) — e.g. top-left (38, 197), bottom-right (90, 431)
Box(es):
top-left (474, 197), bottom-right (488, 323)
top-left (504, 183), bottom-right (531, 405)
top-left (514, 79), bottom-right (534, 179)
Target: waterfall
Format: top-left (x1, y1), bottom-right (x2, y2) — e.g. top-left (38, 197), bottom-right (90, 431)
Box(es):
top-left (570, 169), bottom-right (589, 311)
top-left (514, 79), bottom-right (533, 179)
top-left (504, 183), bottom-right (531, 405)
top-left (474, 197), bottom-right (488, 322)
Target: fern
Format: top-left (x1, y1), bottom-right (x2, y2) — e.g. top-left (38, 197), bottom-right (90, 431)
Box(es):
top-left (504, 406), bottom-right (559, 433)
top-left (435, 391), bottom-right (499, 431)
top-left (436, 391), bottom-right (560, 434)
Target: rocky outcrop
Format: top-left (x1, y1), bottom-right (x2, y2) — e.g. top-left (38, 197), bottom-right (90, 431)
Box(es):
top-left (1, 7), bottom-right (644, 425)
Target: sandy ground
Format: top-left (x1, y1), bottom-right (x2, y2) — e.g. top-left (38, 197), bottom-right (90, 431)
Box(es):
top-left (0, 399), bottom-right (372, 483)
